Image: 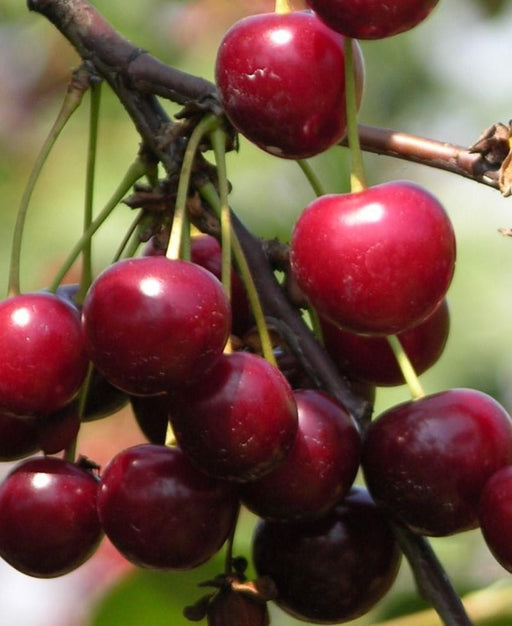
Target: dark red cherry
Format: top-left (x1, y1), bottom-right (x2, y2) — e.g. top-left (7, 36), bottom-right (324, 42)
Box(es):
top-left (0, 456), bottom-right (102, 577)
top-left (215, 11), bottom-right (364, 159)
top-left (170, 352), bottom-right (298, 482)
top-left (36, 403), bottom-right (81, 455)
top-left (0, 411), bottom-right (39, 461)
top-left (130, 393), bottom-right (170, 445)
top-left (362, 389), bottom-right (512, 536)
top-left (97, 444), bottom-right (238, 570)
top-left (0, 292), bottom-right (88, 416)
top-left (81, 368), bottom-right (129, 422)
top-left (478, 466), bottom-right (512, 573)
top-left (252, 487), bottom-right (402, 623)
top-left (82, 256), bottom-right (231, 395)
top-left (290, 181), bottom-right (456, 335)
top-left (240, 389), bottom-right (360, 521)
top-left (305, 0), bottom-right (439, 39)
top-left (320, 299), bottom-right (450, 386)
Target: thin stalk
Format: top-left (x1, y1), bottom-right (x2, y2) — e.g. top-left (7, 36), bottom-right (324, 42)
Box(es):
top-left (275, 0), bottom-right (294, 13)
top-left (112, 209), bottom-right (145, 262)
top-left (48, 157), bottom-right (148, 293)
top-left (224, 502), bottom-right (242, 576)
top-left (344, 38), bottom-right (367, 193)
top-left (166, 114), bottom-right (219, 260)
top-left (387, 335), bottom-right (425, 400)
top-left (296, 159), bottom-right (326, 197)
top-left (7, 67), bottom-right (90, 297)
top-left (199, 182), bottom-right (277, 368)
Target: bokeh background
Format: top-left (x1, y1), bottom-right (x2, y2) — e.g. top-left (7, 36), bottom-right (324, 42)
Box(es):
top-left (1, 0), bottom-right (512, 624)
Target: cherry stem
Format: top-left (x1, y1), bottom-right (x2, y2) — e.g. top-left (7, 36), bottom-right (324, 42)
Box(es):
top-left (344, 38), bottom-right (367, 193)
top-left (296, 159), bottom-right (325, 197)
top-left (199, 182), bottom-right (278, 368)
top-left (166, 114), bottom-right (219, 261)
top-left (48, 156), bottom-right (148, 293)
top-left (386, 334), bottom-right (425, 400)
top-left (7, 63), bottom-right (91, 298)
top-left (224, 502), bottom-right (241, 576)
top-left (274, 0), bottom-right (293, 14)
top-left (112, 209), bottom-right (145, 262)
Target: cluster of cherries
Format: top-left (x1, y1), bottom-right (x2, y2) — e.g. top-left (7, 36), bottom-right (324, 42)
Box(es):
top-left (3, 0), bottom-right (512, 625)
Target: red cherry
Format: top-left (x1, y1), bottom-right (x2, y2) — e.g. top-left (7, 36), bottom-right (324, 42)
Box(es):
top-left (97, 444), bottom-right (238, 570)
top-left (0, 411), bottom-right (39, 461)
top-left (240, 389), bottom-right (360, 521)
top-left (82, 256), bottom-right (231, 395)
top-left (362, 389), bottom-right (512, 536)
top-left (0, 292), bottom-right (88, 416)
top-left (320, 299), bottom-right (450, 386)
top-left (290, 181), bottom-right (456, 335)
top-left (170, 351), bottom-right (298, 482)
top-left (252, 487), bottom-right (402, 623)
top-left (0, 456), bottom-right (102, 577)
top-left (215, 10), bottom-right (364, 159)
top-left (305, 0), bottom-right (439, 39)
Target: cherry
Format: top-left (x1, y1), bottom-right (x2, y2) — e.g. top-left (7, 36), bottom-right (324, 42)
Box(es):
top-left (252, 487), bottom-right (402, 623)
top-left (36, 402), bottom-right (81, 454)
top-left (240, 389), bottom-right (360, 521)
top-left (0, 292), bottom-right (88, 416)
top-left (320, 299), bottom-right (450, 386)
top-left (478, 466), bottom-right (512, 573)
top-left (362, 388), bottom-right (512, 536)
top-left (80, 368), bottom-right (129, 422)
top-left (215, 10), bottom-right (364, 159)
top-left (97, 444), bottom-right (238, 570)
top-left (290, 181), bottom-right (456, 335)
top-left (0, 411), bottom-right (39, 461)
top-left (0, 456), bottom-right (102, 577)
top-left (170, 351), bottom-right (298, 482)
top-left (82, 256), bottom-right (231, 396)
top-left (130, 393), bottom-right (170, 445)
top-left (305, 0), bottom-right (439, 39)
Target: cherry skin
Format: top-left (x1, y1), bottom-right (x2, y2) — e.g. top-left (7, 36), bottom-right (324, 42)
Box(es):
top-left (0, 292), bottom-right (88, 416)
top-left (215, 10), bottom-right (364, 159)
top-left (320, 299), bottom-right (450, 387)
top-left (130, 393), bottom-right (170, 445)
top-left (362, 388), bottom-right (512, 536)
top-left (252, 487), bottom-right (402, 623)
top-left (82, 256), bottom-right (231, 395)
top-left (170, 351), bottom-right (298, 482)
top-left (97, 444), bottom-right (239, 570)
top-left (478, 466), bottom-right (512, 572)
top-left (290, 181), bottom-right (456, 335)
top-left (0, 456), bottom-right (102, 577)
top-left (240, 389), bottom-right (361, 521)
top-left (305, 0), bottom-right (439, 40)
top-left (0, 411), bottom-right (39, 461)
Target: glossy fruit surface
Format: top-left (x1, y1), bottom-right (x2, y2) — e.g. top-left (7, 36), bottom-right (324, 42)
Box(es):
top-left (252, 487), bottom-right (401, 623)
top-left (0, 292), bottom-right (88, 416)
top-left (97, 444), bottom-right (238, 570)
top-left (170, 352), bottom-right (298, 482)
top-left (215, 11), bottom-right (364, 159)
top-left (478, 466), bottom-right (512, 572)
top-left (0, 456), bottom-right (102, 577)
top-left (362, 389), bottom-right (512, 536)
top-left (320, 299), bottom-right (450, 386)
top-left (82, 256), bottom-right (231, 395)
top-left (290, 181), bottom-right (456, 335)
top-left (305, 0), bottom-right (439, 39)
top-left (0, 411), bottom-right (39, 460)
top-left (241, 389), bottom-right (360, 521)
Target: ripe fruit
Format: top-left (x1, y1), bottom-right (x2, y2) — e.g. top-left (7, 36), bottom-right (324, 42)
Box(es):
top-left (0, 411), bottom-right (39, 460)
top-left (82, 256), bottom-right (231, 395)
top-left (290, 181), bottom-right (456, 335)
top-left (240, 389), bottom-right (360, 521)
top-left (0, 456), bottom-right (102, 577)
top-left (362, 389), bottom-right (512, 536)
top-left (320, 298), bottom-right (450, 386)
top-left (0, 292), bottom-right (88, 416)
top-left (97, 444), bottom-right (238, 570)
top-left (305, 0), bottom-right (439, 39)
top-left (215, 10), bottom-right (364, 159)
top-left (478, 466), bottom-right (512, 573)
top-left (252, 487), bottom-right (402, 623)
top-left (170, 351), bottom-right (298, 482)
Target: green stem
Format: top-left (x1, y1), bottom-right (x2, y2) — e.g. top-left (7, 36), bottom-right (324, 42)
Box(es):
top-left (166, 114), bottom-right (219, 261)
top-left (199, 182), bottom-right (277, 368)
top-left (7, 68), bottom-right (90, 297)
top-left (224, 502), bottom-right (241, 576)
top-left (387, 334), bottom-right (425, 400)
top-left (112, 209), bottom-right (145, 262)
top-left (296, 159), bottom-right (326, 197)
top-left (77, 81), bottom-right (102, 303)
top-left (344, 38), bottom-right (367, 193)
top-left (48, 157), bottom-right (148, 293)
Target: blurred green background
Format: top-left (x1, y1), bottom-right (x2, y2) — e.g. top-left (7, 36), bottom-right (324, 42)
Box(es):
top-left (1, 0), bottom-right (512, 624)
